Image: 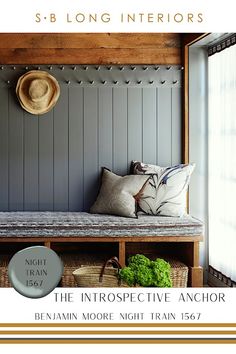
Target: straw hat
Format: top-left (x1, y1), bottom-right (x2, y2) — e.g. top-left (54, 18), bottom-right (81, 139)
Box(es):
top-left (16, 70), bottom-right (60, 115)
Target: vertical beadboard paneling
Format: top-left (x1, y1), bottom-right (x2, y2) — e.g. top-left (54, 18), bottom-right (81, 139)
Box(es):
top-left (98, 88), bottom-right (113, 171)
top-left (83, 88), bottom-right (98, 211)
top-left (0, 87), bottom-right (8, 210)
top-left (0, 66), bottom-right (182, 212)
top-left (8, 88), bottom-right (24, 211)
top-left (24, 112), bottom-right (39, 210)
top-left (113, 88), bottom-right (128, 175)
top-left (171, 87), bottom-right (182, 165)
top-left (157, 88), bottom-right (172, 166)
top-left (69, 87), bottom-right (84, 211)
top-left (53, 86), bottom-right (69, 211)
top-left (127, 88), bottom-right (142, 169)
top-left (143, 88), bottom-right (157, 164)
top-left (38, 110), bottom-right (54, 211)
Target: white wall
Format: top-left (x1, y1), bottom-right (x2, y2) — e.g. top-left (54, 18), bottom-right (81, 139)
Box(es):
top-left (188, 46), bottom-right (208, 281)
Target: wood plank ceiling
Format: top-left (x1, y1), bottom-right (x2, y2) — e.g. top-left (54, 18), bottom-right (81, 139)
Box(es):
top-left (0, 33), bottom-right (181, 64)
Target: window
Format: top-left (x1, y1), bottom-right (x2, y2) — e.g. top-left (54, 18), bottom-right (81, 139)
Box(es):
top-left (208, 42), bottom-right (236, 282)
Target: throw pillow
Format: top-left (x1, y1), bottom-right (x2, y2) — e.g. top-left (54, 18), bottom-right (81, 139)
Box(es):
top-left (130, 161), bottom-right (195, 217)
top-left (90, 168), bottom-right (150, 218)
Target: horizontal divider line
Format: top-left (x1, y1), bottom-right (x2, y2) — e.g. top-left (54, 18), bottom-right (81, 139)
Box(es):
top-left (1, 330), bottom-right (236, 335)
top-left (1, 338), bottom-right (236, 344)
top-left (0, 323), bottom-right (236, 328)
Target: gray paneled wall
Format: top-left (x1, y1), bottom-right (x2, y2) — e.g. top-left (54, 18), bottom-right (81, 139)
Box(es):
top-left (0, 65), bottom-right (182, 211)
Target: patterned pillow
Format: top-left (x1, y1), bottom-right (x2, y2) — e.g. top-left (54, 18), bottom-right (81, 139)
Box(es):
top-left (90, 168), bottom-right (149, 218)
top-left (131, 161), bottom-right (195, 217)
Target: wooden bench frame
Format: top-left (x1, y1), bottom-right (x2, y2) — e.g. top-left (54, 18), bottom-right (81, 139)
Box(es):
top-left (0, 234), bottom-right (203, 287)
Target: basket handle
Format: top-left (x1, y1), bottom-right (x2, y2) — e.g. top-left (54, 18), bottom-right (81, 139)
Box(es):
top-left (99, 256), bottom-right (122, 284)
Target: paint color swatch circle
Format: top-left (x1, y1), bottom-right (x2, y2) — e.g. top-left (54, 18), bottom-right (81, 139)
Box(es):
top-left (8, 246), bottom-right (64, 298)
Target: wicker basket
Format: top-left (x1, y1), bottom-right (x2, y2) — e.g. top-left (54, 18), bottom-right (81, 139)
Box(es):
top-left (0, 252), bottom-right (188, 288)
top-left (169, 259), bottom-right (188, 288)
top-left (60, 253), bottom-right (107, 287)
top-left (61, 266), bottom-right (77, 287)
top-left (72, 257), bottom-right (188, 288)
top-left (61, 254), bottom-right (188, 288)
top-left (0, 255), bottom-right (12, 287)
top-left (73, 257), bottom-right (128, 288)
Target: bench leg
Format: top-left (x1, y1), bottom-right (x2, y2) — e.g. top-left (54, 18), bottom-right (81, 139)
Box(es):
top-left (44, 241), bottom-right (51, 248)
top-left (189, 266), bottom-right (203, 287)
top-left (119, 241), bottom-right (126, 267)
top-left (183, 241), bottom-right (203, 287)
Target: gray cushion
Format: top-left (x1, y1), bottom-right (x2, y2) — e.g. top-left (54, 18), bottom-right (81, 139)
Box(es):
top-left (90, 168), bottom-right (149, 218)
top-left (0, 212), bottom-right (203, 238)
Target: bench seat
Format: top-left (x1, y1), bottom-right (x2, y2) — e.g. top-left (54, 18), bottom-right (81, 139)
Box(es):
top-left (0, 211), bottom-right (203, 286)
top-left (0, 211), bottom-right (203, 238)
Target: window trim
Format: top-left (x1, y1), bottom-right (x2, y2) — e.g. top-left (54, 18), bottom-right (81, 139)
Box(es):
top-left (208, 33), bottom-right (236, 56)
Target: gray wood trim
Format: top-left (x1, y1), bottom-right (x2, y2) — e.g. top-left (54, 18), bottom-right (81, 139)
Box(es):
top-left (83, 87), bottom-right (99, 211)
top-left (24, 112), bottom-right (39, 210)
top-left (98, 87), bottom-right (113, 171)
top-left (142, 88), bottom-right (157, 164)
top-left (171, 87), bottom-right (182, 165)
top-left (127, 88), bottom-right (142, 165)
top-left (0, 87), bottom-right (8, 210)
top-left (38, 110), bottom-right (54, 211)
top-left (69, 87), bottom-right (84, 211)
top-left (113, 88), bottom-right (128, 175)
top-left (53, 85), bottom-right (69, 211)
top-left (8, 89), bottom-right (24, 211)
top-left (158, 88), bottom-right (172, 166)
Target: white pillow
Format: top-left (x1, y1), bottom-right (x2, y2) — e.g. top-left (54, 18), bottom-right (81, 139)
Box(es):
top-left (131, 161), bottom-right (195, 217)
top-left (90, 168), bottom-right (149, 218)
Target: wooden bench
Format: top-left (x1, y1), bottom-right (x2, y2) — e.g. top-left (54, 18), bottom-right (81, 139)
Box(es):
top-left (0, 211), bottom-right (203, 287)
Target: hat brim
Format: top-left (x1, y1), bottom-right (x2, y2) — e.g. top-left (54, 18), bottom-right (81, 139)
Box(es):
top-left (16, 70), bottom-right (60, 115)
